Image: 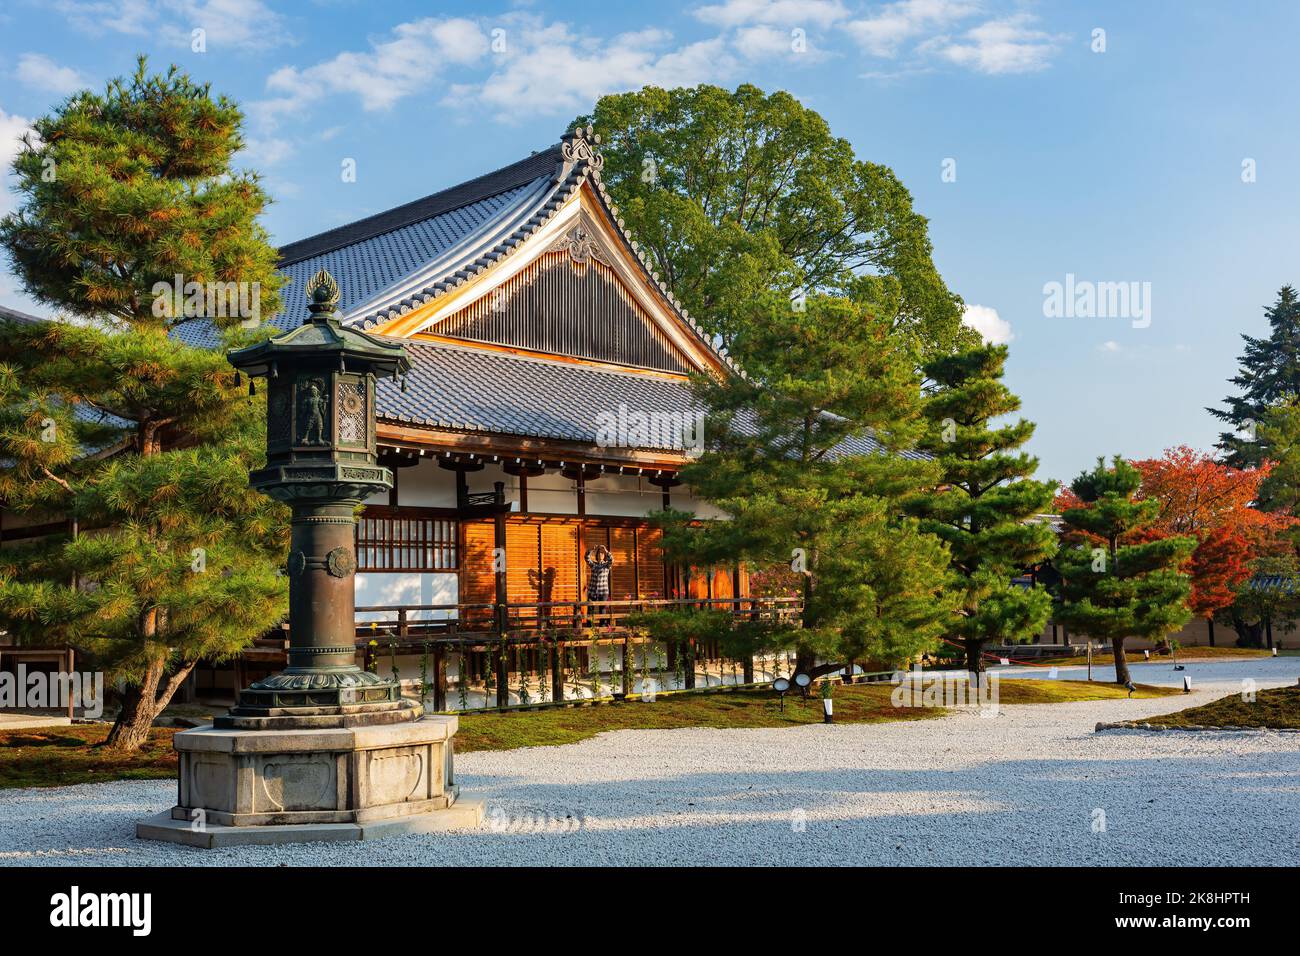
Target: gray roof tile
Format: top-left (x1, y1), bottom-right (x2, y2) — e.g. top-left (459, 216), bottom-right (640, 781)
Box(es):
top-left (376, 338), bottom-right (913, 459)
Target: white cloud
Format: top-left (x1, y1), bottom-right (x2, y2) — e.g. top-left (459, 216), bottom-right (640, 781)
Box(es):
top-left (470, 25), bottom-right (733, 119)
top-left (54, 0), bottom-right (291, 51)
top-left (922, 14), bottom-right (1066, 74)
top-left (1099, 340), bottom-right (1122, 353)
top-left (15, 54), bottom-right (89, 97)
top-left (961, 304), bottom-right (1013, 344)
top-left (236, 135), bottom-right (293, 169)
top-left (845, 0), bottom-right (977, 58)
top-left (733, 24), bottom-right (828, 61)
top-left (457, 22), bottom-right (736, 121)
top-left (0, 106), bottom-right (47, 315)
top-left (0, 107), bottom-right (34, 218)
top-left (255, 17), bottom-right (489, 118)
top-left (695, 0), bottom-right (848, 29)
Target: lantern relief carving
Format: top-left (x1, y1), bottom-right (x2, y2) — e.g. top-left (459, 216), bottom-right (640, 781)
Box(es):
top-left (296, 375), bottom-right (330, 446)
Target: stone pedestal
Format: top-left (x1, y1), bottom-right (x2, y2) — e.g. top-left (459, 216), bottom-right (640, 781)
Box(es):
top-left (136, 715), bottom-right (483, 847)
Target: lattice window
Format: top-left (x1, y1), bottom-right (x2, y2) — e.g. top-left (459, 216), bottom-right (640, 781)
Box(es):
top-left (356, 509), bottom-right (458, 572)
top-left (336, 378), bottom-right (367, 446)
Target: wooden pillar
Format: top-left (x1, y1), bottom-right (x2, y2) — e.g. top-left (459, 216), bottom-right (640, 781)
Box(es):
top-left (519, 473), bottom-right (529, 513)
top-left (67, 647), bottom-right (75, 720)
top-left (1207, 617), bottom-right (1216, 647)
top-left (496, 638), bottom-right (509, 708)
top-left (432, 645), bottom-right (447, 711)
top-left (551, 640), bottom-right (565, 702)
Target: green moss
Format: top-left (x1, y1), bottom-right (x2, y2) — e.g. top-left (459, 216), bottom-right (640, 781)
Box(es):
top-left (0, 726), bottom-right (177, 790)
top-left (1145, 685), bottom-right (1300, 729)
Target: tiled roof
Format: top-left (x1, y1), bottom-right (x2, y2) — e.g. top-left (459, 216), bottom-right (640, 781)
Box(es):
top-left (172, 176), bottom-right (545, 349)
top-left (377, 338), bottom-right (913, 459)
top-left (277, 148), bottom-right (561, 265)
top-left (0, 304), bottom-right (45, 324)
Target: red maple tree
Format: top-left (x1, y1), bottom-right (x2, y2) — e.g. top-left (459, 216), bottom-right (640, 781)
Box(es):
top-left (1054, 447), bottom-right (1293, 623)
top-left (1130, 446), bottom-right (1292, 621)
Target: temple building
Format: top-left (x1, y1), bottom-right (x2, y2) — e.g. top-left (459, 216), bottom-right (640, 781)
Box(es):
top-left (175, 126), bottom-right (764, 702)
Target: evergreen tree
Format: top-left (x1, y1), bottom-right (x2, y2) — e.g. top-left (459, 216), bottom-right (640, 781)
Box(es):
top-left (655, 292), bottom-right (955, 675)
top-left (0, 58), bottom-right (286, 751)
top-left (905, 345), bottom-right (1057, 677)
top-left (1055, 458), bottom-right (1195, 684)
top-left (1256, 400), bottom-right (1300, 519)
top-left (579, 85), bottom-right (976, 361)
top-left (1209, 285), bottom-right (1300, 467)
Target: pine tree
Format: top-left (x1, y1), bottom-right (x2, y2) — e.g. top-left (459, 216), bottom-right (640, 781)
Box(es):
top-left (655, 292), bottom-right (955, 675)
top-left (1256, 400), bottom-right (1300, 519)
top-left (1055, 458), bottom-right (1195, 684)
top-left (0, 58), bottom-right (286, 751)
top-left (1209, 285), bottom-right (1300, 467)
top-left (905, 345), bottom-right (1057, 677)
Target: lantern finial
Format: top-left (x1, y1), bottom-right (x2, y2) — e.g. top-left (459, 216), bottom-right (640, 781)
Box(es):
top-left (305, 269), bottom-right (340, 316)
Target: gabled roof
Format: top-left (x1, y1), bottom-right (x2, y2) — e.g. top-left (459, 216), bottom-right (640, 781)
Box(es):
top-left (174, 164), bottom-right (547, 349)
top-left (322, 128), bottom-right (736, 377)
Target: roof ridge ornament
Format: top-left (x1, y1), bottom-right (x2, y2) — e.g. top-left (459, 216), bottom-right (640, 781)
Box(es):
top-left (305, 269), bottom-right (340, 319)
top-left (559, 125), bottom-right (604, 178)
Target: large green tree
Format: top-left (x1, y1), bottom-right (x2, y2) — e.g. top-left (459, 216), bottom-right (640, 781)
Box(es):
top-left (906, 345), bottom-right (1057, 677)
top-left (0, 58), bottom-right (287, 751)
top-left (655, 291), bottom-right (954, 675)
top-left (578, 84), bottom-right (975, 361)
top-left (1055, 458), bottom-right (1195, 684)
top-left (1209, 285), bottom-right (1300, 467)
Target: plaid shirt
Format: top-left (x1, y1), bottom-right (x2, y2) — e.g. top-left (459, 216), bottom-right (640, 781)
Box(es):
top-left (585, 554), bottom-right (613, 601)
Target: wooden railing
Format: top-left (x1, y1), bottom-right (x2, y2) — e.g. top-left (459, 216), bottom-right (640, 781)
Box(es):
top-left (354, 596), bottom-right (802, 643)
top-left (351, 596), bottom-right (803, 711)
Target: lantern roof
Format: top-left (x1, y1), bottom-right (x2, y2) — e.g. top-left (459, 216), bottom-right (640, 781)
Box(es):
top-left (227, 270), bottom-right (411, 379)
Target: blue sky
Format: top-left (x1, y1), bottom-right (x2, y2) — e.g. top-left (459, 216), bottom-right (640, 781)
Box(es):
top-left (1, 0), bottom-right (1297, 484)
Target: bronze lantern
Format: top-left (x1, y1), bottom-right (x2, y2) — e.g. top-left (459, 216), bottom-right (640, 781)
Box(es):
top-left (221, 270), bottom-right (415, 729)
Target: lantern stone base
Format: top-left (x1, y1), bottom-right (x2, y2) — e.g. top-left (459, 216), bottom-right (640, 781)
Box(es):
top-left (135, 714), bottom-right (483, 848)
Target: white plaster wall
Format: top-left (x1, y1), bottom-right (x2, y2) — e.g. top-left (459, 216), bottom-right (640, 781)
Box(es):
top-left (355, 572), bottom-right (458, 620)
top-left (379, 456), bottom-right (728, 520)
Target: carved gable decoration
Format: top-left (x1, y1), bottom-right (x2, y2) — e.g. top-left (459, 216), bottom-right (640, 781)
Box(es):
top-left (432, 222), bottom-right (692, 374)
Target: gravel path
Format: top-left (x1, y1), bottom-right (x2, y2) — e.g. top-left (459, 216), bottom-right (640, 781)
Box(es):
top-left (2, 667), bottom-right (1298, 867)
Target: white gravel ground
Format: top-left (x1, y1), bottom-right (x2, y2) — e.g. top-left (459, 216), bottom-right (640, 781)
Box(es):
top-left (2, 658), bottom-right (1298, 867)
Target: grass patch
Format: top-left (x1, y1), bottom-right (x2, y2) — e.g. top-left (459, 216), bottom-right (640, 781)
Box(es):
top-left (1144, 684), bottom-right (1300, 730)
top-left (0, 725), bottom-right (177, 790)
top-left (1033, 646), bottom-right (1276, 667)
top-left (0, 678), bottom-right (1183, 788)
top-left (452, 678), bottom-right (1176, 752)
top-left (454, 682), bottom-right (939, 753)
top-left (994, 680), bottom-right (1178, 704)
